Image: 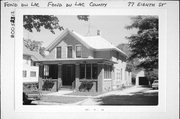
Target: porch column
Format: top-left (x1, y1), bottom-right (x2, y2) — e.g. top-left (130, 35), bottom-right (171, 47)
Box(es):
top-left (111, 65), bottom-right (115, 90)
top-left (75, 63), bottom-right (80, 91)
top-left (38, 64), bottom-right (44, 91)
top-left (58, 64), bottom-right (62, 90)
top-left (129, 72), bottom-right (132, 85)
top-left (97, 63), bottom-right (104, 92)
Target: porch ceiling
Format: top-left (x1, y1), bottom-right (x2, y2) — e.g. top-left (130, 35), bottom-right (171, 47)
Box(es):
top-left (35, 58), bottom-right (117, 65)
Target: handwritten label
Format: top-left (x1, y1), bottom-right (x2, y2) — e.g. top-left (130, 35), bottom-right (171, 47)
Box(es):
top-left (128, 2), bottom-right (167, 7)
top-left (31, 2), bottom-right (39, 7)
top-left (4, 2), bottom-right (18, 7)
top-left (3, 1), bottom-right (108, 8)
top-left (3, 1), bottom-right (167, 8)
top-left (10, 11), bottom-right (15, 38)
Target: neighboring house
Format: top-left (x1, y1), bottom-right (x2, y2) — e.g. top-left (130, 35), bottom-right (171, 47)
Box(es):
top-left (36, 29), bottom-right (132, 92)
top-left (23, 46), bottom-right (43, 83)
top-left (135, 69), bottom-right (149, 85)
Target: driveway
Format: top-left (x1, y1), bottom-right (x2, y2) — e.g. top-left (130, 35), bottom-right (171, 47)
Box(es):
top-left (76, 86), bottom-right (158, 105)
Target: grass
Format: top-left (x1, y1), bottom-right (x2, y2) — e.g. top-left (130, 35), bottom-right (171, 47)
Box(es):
top-left (65, 91), bottom-right (104, 96)
top-left (39, 95), bottom-right (87, 104)
top-left (95, 92), bottom-right (158, 105)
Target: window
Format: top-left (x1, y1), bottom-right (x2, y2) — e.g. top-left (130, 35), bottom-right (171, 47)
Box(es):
top-left (116, 72), bottom-right (119, 81)
top-left (56, 47), bottom-right (61, 58)
top-left (23, 70), bottom-right (27, 77)
top-left (76, 45), bottom-right (82, 58)
top-left (86, 64), bottom-right (91, 79)
top-left (30, 71), bottom-right (36, 77)
top-left (104, 65), bottom-right (107, 79)
top-left (80, 64), bottom-right (85, 79)
top-left (67, 46), bottom-right (73, 58)
top-left (92, 64), bottom-right (98, 79)
top-left (80, 64), bottom-right (98, 80)
top-left (44, 65), bottom-right (49, 76)
top-left (120, 69), bottom-right (122, 80)
top-left (104, 65), bottom-right (112, 79)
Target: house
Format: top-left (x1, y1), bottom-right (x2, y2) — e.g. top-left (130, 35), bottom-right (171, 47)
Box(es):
top-left (36, 29), bottom-right (132, 92)
top-left (23, 45), bottom-right (43, 83)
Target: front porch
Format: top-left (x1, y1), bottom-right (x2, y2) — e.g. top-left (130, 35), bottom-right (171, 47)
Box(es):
top-left (36, 58), bottom-right (115, 92)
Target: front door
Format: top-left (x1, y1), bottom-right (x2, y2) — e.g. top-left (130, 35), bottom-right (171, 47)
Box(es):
top-left (62, 64), bottom-right (75, 87)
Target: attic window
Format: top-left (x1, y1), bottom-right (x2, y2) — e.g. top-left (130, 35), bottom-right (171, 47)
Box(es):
top-left (56, 47), bottom-right (61, 58)
top-left (67, 46), bottom-right (73, 58)
top-left (76, 45), bottom-right (82, 58)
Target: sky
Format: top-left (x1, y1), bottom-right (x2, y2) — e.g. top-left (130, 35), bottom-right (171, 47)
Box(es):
top-left (23, 15), bottom-right (137, 47)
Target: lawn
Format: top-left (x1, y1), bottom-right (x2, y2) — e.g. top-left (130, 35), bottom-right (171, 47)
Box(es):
top-left (95, 92), bottom-right (158, 105)
top-left (66, 91), bottom-right (104, 96)
top-left (39, 95), bottom-right (87, 104)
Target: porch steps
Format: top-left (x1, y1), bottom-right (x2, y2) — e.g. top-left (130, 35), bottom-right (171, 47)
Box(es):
top-left (60, 86), bottom-right (74, 91)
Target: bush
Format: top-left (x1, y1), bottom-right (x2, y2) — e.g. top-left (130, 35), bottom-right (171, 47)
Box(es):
top-left (42, 79), bottom-right (55, 91)
top-left (79, 81), bottom-right (93, 92)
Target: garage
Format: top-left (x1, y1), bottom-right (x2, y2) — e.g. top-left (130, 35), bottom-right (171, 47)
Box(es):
top-left (139, 77), bottom-right (149, 85)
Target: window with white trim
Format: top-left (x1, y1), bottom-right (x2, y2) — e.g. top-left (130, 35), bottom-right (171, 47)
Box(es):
top-left (67, 46), bottom-right (73, 58)
top-left (44, 65), bottom-right (49, 77)
top-left (56, 47), bottom-right (61, 58)
top-left (23, 70), bottom-right (27, 77)
top-left (80, 64), bottom-right (98, 79)
top-left (120, 69), bottom-right (122, 80)
top-left (30, 71), bottom-right (36, 77)
top-left (76, 45), bottom-right (82, 58)
top-left (104, 65), bottom-right (112, 79)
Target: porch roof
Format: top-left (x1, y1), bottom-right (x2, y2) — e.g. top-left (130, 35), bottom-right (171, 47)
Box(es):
top-left (35, 58), bottom-right (117, 65)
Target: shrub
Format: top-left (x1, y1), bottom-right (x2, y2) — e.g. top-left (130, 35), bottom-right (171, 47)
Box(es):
top-left (42, 79), bottom-right (54, 91)
top-left (79, 81), bottom-right (93, 92)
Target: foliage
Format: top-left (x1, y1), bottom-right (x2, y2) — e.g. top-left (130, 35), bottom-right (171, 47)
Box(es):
top-left (117, 43), bottom-right (131, 56)
top-left (24, 39), bottom-right (45, 56)
top-left (42, 80), bottom-right (55, 91)
top-left (77, 15), bottom-right (89, 21)
top-left (23, 15), bottom-right (89, 34)
top-left (79, 81), bottom-right (93, 92)
top-left (23, 15), bottom-right (63, 34)
top-left (117, 43), bottom-right (137, 72)
top-left (126, 16), bottom-right (158, 70)
top-left (145, 68), bottom-right (158, 82)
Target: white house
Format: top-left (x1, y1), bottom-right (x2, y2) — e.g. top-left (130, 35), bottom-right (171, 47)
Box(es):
top-left (35, 29), bottom-right (132, 92)
top-left (23, 45), bottom-right (43, 83)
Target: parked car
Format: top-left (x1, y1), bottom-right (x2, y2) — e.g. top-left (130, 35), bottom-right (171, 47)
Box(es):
top-left (23, 91), bottom-right (40, 105)
top-left (152, 80), bottom-right (158, 89)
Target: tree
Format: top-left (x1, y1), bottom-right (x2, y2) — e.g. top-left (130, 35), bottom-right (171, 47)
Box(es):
top-left (126, 16), bottom-right (158, 70)
top-left (23, 15), bottom-right (89, 34)
top-left (126, 16), bottom-right (158, 81)
top-left (23, 15), bottom-right (89, 56)
top-left (23, 39), bottom-right (45, 57)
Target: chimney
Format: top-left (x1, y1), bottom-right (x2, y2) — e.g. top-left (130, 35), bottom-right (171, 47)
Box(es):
top-left (97, 30), bottom-right (101, 36)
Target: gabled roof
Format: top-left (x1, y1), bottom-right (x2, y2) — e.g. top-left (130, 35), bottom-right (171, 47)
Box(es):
top-left (23, 45), bottom-right (44, 61)
top-left (46, 28), bottom-right (127, 57)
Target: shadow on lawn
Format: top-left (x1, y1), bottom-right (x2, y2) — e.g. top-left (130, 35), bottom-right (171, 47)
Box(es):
top-left (96, 92), bottom-right (158, 105)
